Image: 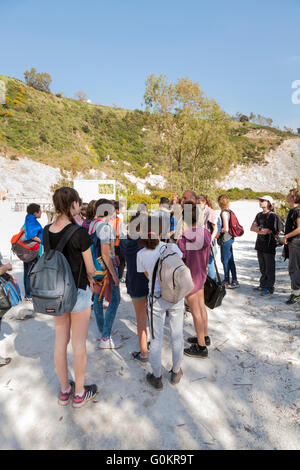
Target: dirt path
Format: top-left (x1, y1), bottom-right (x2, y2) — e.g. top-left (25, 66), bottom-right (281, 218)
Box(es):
top-left (0, 201), bottom-right (299, 450)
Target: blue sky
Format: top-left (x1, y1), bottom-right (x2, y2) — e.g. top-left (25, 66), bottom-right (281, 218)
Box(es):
top-left (1, 0), bottom-right (300, 129)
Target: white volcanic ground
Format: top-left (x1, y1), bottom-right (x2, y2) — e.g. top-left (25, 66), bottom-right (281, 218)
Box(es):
top-left (0, 200), bottom-right (299, 450)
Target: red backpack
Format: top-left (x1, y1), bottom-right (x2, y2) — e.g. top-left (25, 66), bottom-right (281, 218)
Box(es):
top-left (11, 229), bottom-right (40, 263)
top-left (224, 210), bottom-right (244, 238)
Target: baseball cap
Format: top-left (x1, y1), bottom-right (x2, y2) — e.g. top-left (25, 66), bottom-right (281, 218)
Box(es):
top-left (258, 195), bottom-right (274, 206)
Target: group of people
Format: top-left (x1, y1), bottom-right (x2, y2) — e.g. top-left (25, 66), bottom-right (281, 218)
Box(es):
top-left (250, 189), bottom-right (300, 304)
top-left (0, 185), bottom-right (299, 409)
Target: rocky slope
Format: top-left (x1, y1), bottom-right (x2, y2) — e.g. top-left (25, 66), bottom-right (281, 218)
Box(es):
top-left (0, 155), bottom-right (60, 200)
top-left (218, 138), bottom-right (300, 193)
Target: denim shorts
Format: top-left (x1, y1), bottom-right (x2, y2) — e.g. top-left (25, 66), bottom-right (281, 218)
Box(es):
top-left (130, 295), bottom-right (147, 301)
top-left (71, 287), bottom-right (92, 313)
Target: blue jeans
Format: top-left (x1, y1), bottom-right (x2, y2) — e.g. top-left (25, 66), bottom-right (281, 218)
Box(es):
top-left (93, 275), bottom-right (121, 339)
top-left (220, 238), bottom-right (237, 283)
top-left (23, 260), bottom-right (36, 298)
top-left (207, 241), bottom-right (217, 280)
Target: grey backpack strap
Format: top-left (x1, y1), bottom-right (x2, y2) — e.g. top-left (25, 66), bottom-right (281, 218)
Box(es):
top-left (150, 259), bottom-right (160, 339)
top-left (55, 224), bottom-right (81, 253)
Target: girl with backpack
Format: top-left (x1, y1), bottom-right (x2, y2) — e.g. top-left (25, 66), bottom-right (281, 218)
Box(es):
top-left (217, 195), bottom-right (240, 289)
top-left (284, 189), bottom-right (300, 305)
top-left (177, 202), bottom-right (211, 358)
top-left (89, 199), bottom-right (121, 349)
top-left (47, 187), bottom-right (97, 408)
top-left (250, 196), bottom-right (277, 296)
top-left (136, 216), bottom-right (185, 389)
top-left (119, 213), bottom-right (149, 363)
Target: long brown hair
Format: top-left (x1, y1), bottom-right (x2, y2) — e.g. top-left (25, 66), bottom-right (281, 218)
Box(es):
top-left (218, 194), bottom-right (230, 210)
top-left (86, 199), bottom-right (96, 220)
top-left (198, 194), bottom-right (213, 209)
top-left (53, 187), bottom-right (80, 224)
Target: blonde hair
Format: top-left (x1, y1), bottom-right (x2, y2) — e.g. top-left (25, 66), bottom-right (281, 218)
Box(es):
top-left (218, 194), bottom-right (230, 210)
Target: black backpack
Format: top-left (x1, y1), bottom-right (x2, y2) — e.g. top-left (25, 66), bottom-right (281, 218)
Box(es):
top-left (258, 212), bottom-right (285, 247)
top-left (30, 224), bottom-right (82, 316)
top-left (274, 214), bottom-right (285, 246)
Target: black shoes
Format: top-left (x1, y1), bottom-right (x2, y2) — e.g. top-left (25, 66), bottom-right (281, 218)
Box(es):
top-left (146, 369), bottom-right (184, 388)
top-left (170, 368), bottom-right (183, 385)
top-left (187, 336), bottom-right (211, 346)
top-left (184, 344), bottom-right (208, 358)
top-left (286, 293), bottom-right (300, 305)
top-left (131, 351), bottom-right (148, 363)
top-left (146, 373), bottom-right (163, 390)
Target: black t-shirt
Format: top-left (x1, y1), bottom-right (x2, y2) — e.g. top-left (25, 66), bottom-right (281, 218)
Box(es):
top-left (254, 211), bottom-right (277, 254)
top-left (285, 206), bottom-right (300, 245)
top-left (47, 225), bottom-right (92, 290)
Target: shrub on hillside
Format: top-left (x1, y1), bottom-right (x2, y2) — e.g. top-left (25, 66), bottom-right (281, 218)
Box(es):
top-left (26, 105), bottom-right (34, 114)
top-left (24, 68), bottom-right (52, 93)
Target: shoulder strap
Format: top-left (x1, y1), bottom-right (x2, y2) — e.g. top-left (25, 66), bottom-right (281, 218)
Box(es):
top-left (55, 225), bottom-right (81, 253)
top-left (210, 247), bottom-right (222, 284)
top-left (43, 225), bottom-right (51, 252)
top-left (90, 219), bottom-right (100, 235)
top-left (149, 259), bottom-right (160, 339)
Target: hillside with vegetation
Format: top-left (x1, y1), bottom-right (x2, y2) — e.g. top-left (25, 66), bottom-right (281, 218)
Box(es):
top-left (0, 73), bottom-right (298, 203)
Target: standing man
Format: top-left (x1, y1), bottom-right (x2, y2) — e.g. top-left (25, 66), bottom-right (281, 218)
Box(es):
top-left (250, 196), bottom-right (277, 296)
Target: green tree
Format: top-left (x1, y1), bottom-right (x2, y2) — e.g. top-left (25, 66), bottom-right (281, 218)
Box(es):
top-left (24, 68), bottom-right (52, 93)
top-left (144, 74), bottom-right (236, 191)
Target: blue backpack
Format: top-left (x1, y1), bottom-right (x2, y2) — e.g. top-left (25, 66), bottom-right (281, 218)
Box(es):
top-left (89, 220), bottom-right (108, 281)
top-left (0, 273), bottom-right (22, 309)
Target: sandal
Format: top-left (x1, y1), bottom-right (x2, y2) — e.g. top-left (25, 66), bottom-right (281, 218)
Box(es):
top-left (0, 357), bottom-right (12, 367)
top-left (131, 351), bottom-right (148, 363)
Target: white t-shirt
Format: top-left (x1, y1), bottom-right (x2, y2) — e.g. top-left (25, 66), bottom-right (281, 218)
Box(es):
top-left (136, 241), bottom-right (182, 297)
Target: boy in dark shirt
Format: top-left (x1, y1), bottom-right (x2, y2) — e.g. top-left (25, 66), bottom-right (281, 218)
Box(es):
top-left (250, 196), bottom-right (277, 296)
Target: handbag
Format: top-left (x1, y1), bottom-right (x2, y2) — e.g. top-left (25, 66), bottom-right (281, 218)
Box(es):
top-left (204, 248), bottom-right (226, 309)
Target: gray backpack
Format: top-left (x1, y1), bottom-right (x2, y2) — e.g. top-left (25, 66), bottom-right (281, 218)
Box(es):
top-left (150, 244), bottom-right (194, 338)
top-left (30, 224), bottom-right (82, 316)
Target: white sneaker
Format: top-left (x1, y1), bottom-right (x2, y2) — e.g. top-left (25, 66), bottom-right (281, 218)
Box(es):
top-left (97, 337), bottom-right (123, 349)
top-left (96, 329), bottom-right (118, 341)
